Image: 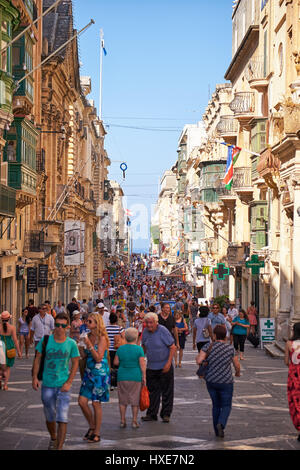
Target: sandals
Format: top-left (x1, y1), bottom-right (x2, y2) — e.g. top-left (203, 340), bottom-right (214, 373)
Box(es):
top-left (83, 428), bottom-right (94, 440)
top-left (87, 433), bottom-right (101, 443)
top-left (120, 422), bottom-right (126, 428)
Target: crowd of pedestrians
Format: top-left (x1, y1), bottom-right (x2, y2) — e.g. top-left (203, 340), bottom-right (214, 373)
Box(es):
top-left (0, 255), bottom-right (299, 448)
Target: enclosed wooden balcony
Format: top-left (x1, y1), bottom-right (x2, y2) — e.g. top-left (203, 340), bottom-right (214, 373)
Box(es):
top-left (0, 183), bottom-right (16, 217)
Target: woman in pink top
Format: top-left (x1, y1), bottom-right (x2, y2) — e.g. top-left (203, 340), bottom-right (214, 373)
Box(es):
top-left (247, 301), bottom-right (258, 334)
top-left (285, 322), bottom-right (300, 441)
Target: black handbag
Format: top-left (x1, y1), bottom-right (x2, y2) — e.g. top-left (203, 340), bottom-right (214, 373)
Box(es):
top-left (196, 343), bottom-right (213, 379)
top-left (37, 335), bottom-right (49, 381)
top-left (110, 368), bottom-right (118, 387)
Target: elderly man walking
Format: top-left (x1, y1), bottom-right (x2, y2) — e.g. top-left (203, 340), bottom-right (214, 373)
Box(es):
top-left (141, 312), bottom-right (176, 423)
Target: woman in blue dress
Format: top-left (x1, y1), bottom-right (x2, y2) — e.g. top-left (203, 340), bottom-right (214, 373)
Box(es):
top-left (78, 313), bottom-right (110, 443)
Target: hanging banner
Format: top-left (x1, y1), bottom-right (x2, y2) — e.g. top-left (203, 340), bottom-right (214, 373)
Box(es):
top-left (100, 212), bottom-right (111, 254)
top-left (80, 222), bottom-right (85, 264)
top-left (64, 221), bottom-right (85, 266)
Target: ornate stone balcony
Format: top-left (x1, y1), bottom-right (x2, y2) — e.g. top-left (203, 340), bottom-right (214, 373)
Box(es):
top-left (232, 167), bottom-right (253, 204)
top-left (229, 92), bottom-right (255, 127)
top-left (216, 115), bottom-right (238, 139)
top-left (257, 148), bottom-right (280, 195)
top-left (245, 57), bottom-right (268, 91)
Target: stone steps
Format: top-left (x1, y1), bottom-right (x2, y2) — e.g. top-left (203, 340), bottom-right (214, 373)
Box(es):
top-left (264, 339), bottom-right (286, 359)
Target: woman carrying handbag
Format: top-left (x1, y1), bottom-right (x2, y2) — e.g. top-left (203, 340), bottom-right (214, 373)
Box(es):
top-left (114, 327), bottom-right (146, 428)
top-left (196, 324), bottom-right (240, 438)
top-left (0, 311), bottom-right (21, 390)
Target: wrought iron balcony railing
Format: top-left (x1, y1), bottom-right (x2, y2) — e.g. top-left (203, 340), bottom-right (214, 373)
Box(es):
top-left (24, 230), bottom-right (44, 252)
top-left (36, 149), bottom-right (45, 173)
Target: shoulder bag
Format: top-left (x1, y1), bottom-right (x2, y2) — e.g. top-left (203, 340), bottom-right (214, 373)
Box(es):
top-left (3, 335), bottom-right (16, 359)
top-left (37, 335), bottom-right (49, 381)
top-left (196, 342), bottom-right (213, 379)
top-left (202, 318), bottom-right (210, 339)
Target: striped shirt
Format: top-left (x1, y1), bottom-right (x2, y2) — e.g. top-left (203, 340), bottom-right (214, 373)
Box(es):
top-left (202, 341), bottom-right (235, 384)
top-left (106, 324), bottom-right (124, 351)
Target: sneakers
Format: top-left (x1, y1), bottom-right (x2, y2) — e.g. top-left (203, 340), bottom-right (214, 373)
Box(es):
top-left (162, 416), bottom-right (170, 423)
top-left (48, 439), bottom-right (57, 450)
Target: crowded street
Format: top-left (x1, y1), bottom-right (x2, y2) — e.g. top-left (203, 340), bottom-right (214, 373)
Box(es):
top-left (0, 260), bottom-right (298, 453)
top-left (0, 325), bottom-right (297, 451)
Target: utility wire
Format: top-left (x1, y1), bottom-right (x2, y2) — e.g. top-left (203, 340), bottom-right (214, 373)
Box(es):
top-left (104, 123), bottom-right (181, 132)
top-left (103, 116), bottom-right (195, 121)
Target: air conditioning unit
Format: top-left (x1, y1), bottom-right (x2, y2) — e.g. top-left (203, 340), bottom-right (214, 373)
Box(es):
top-left (1, 162), bottom-right (8, 186)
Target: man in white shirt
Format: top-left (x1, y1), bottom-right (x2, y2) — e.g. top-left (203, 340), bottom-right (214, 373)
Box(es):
top-left (227, 301), bottom-right (239, 320)
top-left (96, 302), bottom-right (110, 327)
top-left (30, 304), bottom-right (55, 348)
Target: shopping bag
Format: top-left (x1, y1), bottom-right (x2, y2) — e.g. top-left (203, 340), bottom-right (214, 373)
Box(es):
top-left (139, 385), bottom-right (150, 411)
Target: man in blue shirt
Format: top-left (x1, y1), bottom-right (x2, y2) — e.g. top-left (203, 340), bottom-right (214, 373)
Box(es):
top-left (141, 312), bottom-right (176, 423)
top-left (208, 303), bottom-right (226, 332)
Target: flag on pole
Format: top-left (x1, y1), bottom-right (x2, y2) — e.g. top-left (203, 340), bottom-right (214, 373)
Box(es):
top-left (222, 145), bottom-right (242, 190)
top-left (101, 39), bottom-right (107, 56)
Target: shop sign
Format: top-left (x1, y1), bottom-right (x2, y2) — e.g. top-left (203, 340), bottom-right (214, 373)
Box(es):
top-left (38, 264), bottom-right (48, 288)
top-left (27, 267), bottom-right (38, 293)
top-left (260, 318), bottom-right (275, 342)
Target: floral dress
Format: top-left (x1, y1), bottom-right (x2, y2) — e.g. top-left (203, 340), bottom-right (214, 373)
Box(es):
top-left (79, 345), bottom-right (110, 402)
top-left (288, 340), bottom-right (300, 431)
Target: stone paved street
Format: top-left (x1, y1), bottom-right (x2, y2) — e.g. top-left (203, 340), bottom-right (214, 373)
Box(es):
top-left (0, 336), bottom-right (298, 451)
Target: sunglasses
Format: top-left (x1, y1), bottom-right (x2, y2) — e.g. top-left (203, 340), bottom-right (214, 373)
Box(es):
top-left (55, 323), bottom-right (68, 329)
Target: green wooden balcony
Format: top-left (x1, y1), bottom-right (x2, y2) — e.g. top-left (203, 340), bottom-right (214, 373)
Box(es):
top-left (0, 182), bottom-right (16, 217)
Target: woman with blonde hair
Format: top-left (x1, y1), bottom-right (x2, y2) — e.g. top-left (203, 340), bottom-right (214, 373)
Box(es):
top-left (78, 313), bottom-right (110, 443)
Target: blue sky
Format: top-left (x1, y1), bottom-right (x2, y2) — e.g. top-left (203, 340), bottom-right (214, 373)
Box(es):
top-left (73, 0), bottom-right (233, 252)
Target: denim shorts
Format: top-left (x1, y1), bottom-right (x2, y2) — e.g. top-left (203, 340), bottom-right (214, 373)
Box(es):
top-left (41, 386), bottom-right (71, 423)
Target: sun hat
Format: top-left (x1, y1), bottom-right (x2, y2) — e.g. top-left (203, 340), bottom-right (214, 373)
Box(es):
top-left (1, 311), bottom-right (11, 321)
